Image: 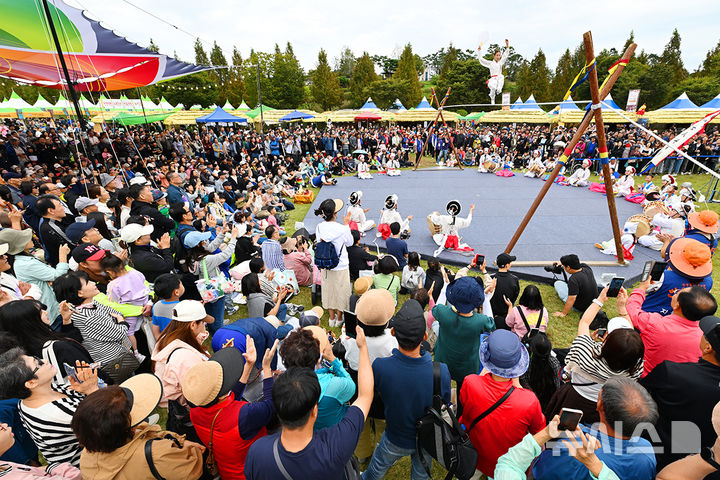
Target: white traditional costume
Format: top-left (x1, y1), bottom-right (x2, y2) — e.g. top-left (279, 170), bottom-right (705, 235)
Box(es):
top-left (477, 149), bottom-right (497, 173)
top-left (638, 203), bottom-right (686, 250)
top-left (566, 160), bottom-right (591, 187)
top-left (357, 157), bottom-right (373, 180)
top-left (596, 214), bottom-right (650, 260)
top-left (346, 191), bottom-right (375, 233)
top-left (377, 194), bottom-right (411, 239)
top-left (428, 201), bottom-right (474, 257)
top-left (386, 154), bottom-right (401, 176)
top-left (616, 167), bottom-right (636, 197)
top-left (477, 47), bottom-right (509, 104)
top-left (524, 152), bottom-right (544, 178)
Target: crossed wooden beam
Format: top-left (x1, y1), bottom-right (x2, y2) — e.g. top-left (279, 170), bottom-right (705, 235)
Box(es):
top-left (505, 32), bottom-right (637, 264)
top-left (413, 87), bottom-right (463, 170)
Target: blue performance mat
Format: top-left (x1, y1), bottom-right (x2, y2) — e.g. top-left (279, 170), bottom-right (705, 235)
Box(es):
top-left (300, 169), bottom-right (662, 285)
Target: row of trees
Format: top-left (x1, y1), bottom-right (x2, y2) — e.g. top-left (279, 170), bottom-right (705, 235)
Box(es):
top-left (1, 30), bottom-right (719, 113)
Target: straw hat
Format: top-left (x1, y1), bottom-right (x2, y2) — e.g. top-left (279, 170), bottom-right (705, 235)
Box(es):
top-left (0, 228), bottom-right (32, 255)
top-left (354, 277), bottom-right (373, 295)
top-left (688, 210), bottom-right (720, 234)
top-left (668, 238), bottom-right (712, 278)
top-left (181, 347), bottom-right (245, 407)
top-left (356, 289), bottom-right (395, 326)
top-left (120, 374), bottom-right (163, 427)
top-left (626, 214), bottom-right (651, 238)
top-left (303, 325), bottom-right (329, 353)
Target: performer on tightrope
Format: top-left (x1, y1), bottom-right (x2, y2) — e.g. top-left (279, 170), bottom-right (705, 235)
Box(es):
top-left (428, 201), bottom-right (475, 257)
top-left (477, 39), bottom-right (510, 105)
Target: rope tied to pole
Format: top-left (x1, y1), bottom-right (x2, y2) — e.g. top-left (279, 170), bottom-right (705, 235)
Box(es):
top-left (562, 58), bottom-right (596, 101)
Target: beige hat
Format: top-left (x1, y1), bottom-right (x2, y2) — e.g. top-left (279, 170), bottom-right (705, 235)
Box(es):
top-left (303, 325), bottom-right (329, 353)
top-left (354, 276), bottom-right (373, 295)
top-left (172, 300), bottom-right (214, 323)
top-left (356, 289), bottom-right (395, 326)
top-left (120, 374), bottom-right (163, 427)
top-left (181, 347), bottom-right (245, 407)
top-left (282, 237), bottom-right (297, 253)
top-left (0, 228), bottom-right (31, 255)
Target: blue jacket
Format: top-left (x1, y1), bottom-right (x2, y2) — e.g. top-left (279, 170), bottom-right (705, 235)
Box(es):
top-left (642, 265), bottom-right (713, 315)
top-left (0, 398), bottom-right (37, 464)
top-left (166, 184), bottom-right (192, 208)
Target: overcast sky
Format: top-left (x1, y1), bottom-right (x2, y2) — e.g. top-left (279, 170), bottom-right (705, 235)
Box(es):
top-left (69, 0), bottom-right (720, 72)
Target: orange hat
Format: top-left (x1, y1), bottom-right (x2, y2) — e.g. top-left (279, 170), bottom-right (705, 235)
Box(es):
top-left (668, 238), bottom-right (712, 278)
top-left (688, 210), bottom-right (719, 235)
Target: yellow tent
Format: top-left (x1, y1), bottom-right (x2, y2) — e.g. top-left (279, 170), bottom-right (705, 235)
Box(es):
top-left (394, 109), bottom-right (457, 123)
top-left (164, 111), bottom-right (209, 125)
top-left (644, 110), bottom-right (720, 124)
top-left (558, 109), bottom-right (636, 124)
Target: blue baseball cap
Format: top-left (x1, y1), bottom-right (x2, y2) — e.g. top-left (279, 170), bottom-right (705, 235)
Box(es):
top-left (65, 219), bottom-right (96, 244)
top-left (183, 230), bottom-right (212, 248)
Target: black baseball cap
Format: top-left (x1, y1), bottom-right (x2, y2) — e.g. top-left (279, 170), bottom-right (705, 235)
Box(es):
top-left (72, 243), bottom-right (106, 263)
top-left (497, 253), bottom-right (517, 267)
top-left (391, 300), bottom-right (426, 347)
top-left (700, 316), bottom-right (720, 352)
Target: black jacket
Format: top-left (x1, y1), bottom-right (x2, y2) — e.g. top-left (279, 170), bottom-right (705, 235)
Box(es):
top-left (233, 236), bottom-right (261, 267)
top-left (129, 244), bottom-right (173, 283)
top-left (38, 217), bottom-right (75, 266)
top-left (129, 200), bottom-right (175, 240)
top-left (347, 245), bottom-right (377, 282)
top-left (490, 271), bottom-right (520, 318)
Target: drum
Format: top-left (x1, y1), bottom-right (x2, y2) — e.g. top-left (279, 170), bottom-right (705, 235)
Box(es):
top-left (643, 200), bottom-right (670, 219)
top-left (627, 214), bottom-right (652, 237)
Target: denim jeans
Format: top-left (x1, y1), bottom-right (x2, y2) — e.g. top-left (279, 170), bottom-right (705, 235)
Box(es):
top-left (204, 297), bottom-right (225, 335)
top-left (554, 280), bottom-right (569, 303)
top-left (276, 303), bottom-right (288, 322)
top-left (362, 432), bottom-right (431, 480)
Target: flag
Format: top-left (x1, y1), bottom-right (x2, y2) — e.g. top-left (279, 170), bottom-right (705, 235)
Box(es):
top-left (641, 109), bottom-right (720, 173)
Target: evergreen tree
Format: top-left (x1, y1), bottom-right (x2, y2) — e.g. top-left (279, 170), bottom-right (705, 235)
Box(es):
top-left (225, 47), bottom-right (245, 108)
top-left (435, 59), bottom-right (486, 106)
top-left (701, 39), bottom-right (720, 76)
top-left (438, 45), bottom-right (459, 80)
top-left (243, 50), bottom-right (273, 107)
top-left (393, 44), bottom-right (422, 107)
top-left (660, 29), bottom-right (687, 91)
top-left (268, 43), bottom-right (305, 108)
top-left (550, 49), bottom-right (574, 100)
top-left (350, 52), bottom-right (379, 107)
top-left (623, 31), bottom-right (635, 52)
top-left (147, 38), bottom-right (159, 53)
top-left (334, 47), bottom-right (356, 78)
top-left (311, 49), bottom-right (343, 110)
top-left (210, 41), bottom-right (229, 105)
top-left (526, 49), bottom-right (551, 103)
top-left (194, 38), bottom-right (210, 66)
top-left (515, 61), bottom-right (532, 101)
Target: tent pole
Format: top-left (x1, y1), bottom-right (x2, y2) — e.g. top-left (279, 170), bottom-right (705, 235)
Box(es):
top-left (256, 63), bottom-right (264, 134)
top-left (40, 0), bottom-right (86, 131)
top-left (137, 87), bottom-right (149, 127)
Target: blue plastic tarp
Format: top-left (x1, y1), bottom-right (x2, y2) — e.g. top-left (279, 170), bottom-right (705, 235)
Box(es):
top-left (196, 106), bottom-right (247, 123)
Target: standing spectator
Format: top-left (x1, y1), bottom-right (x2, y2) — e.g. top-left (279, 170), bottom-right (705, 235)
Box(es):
top-left (532, 377), bottom-right (658, 480)
top-left (385, 222), bottom-right (408, 269)
top-left (553, 254), bottom-right (598, 318)
top-left (622, 277), bottom-right (717, 376)
top-left (460, 330), bottom-right (545, 478)
top-left (363, 299), bottom-right (451, 480)
top-left (244, 326), bottom-right (373, 480)
top-left (261, 225), bottom-right (285, 271)
top-left (36, 194), bottom-right (74, 266)
top-left (433, 277), bottom-right (495, 392)
top-left (489, 253), bottom-right (520, 328)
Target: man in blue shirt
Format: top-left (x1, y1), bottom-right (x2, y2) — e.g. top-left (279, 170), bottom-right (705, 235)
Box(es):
top-left (245, 327), bottom-right (373, 480)
top-left (261, 225), bottom-right (285, 271)
top-left (385, 222), bottom-right (408, 269)
top-left (532, 377), bottom-right (658, 480)
top-left (363, 299), bottom-right (451, 480)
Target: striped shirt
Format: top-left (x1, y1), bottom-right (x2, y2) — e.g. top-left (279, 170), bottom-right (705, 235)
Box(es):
top-left (71, 301), bottom-right (130, 366)
top-left (18, 384), bottom-right (85, 468)
top-left (261, 239), bottom-right (286, 271)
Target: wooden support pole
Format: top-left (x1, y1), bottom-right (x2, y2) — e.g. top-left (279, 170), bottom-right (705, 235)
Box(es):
top-left (504, 39), bottom-right (636, 254)
top-left (413, 87), bottom-right (453, 170)
top-left (584, 31), bottom-right (625, 263)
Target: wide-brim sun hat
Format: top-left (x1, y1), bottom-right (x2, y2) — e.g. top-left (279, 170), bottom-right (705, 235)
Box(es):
top-left (688, 210), bottom-right (720, 234)
top-left (354, 276), bottom-right (373, 295)
top-left (0, 228), bottom-right (32, 255)
top-left (479, 330), bottom-right (530, 379)
top-left (668, 237), bottom-right (712, 278)
top-left (120, 373), bottom-right (163, 427)
top-left (181, 347), bottom-right (245, 407)
top-left (356, 289), bottom-right (395, 326)
top-left (446, 276), bottom-right (484, 314)
top-left (304, 325), bottom-right (329, 353)
top-left (332, 199), bottom-right (344, 212)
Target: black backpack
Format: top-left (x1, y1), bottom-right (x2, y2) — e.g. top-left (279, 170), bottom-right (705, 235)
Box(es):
top-left (517, 306), bottom-right (545, 347)
top-left (171, 224), bottom-right (195, 272)
top-left (415, 363), bottom-right (478, 480)
top-left (314, 239), bottom-right (343, 269)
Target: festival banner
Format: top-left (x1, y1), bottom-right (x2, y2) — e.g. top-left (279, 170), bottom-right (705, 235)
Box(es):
top-left (501, 92), bottom-right (511, 110)
top-left (626, 89), bottom-right (640, 112)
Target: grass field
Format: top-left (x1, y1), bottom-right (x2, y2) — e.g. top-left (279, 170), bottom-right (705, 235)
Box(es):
top-left (159, 160), bottom-right (720, 479)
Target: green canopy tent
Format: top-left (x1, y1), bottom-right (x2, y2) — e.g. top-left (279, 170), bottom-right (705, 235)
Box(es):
top-left (245, 105), bottom-right (276, 118)
top-left (113, 112), bottom-right (171, 126)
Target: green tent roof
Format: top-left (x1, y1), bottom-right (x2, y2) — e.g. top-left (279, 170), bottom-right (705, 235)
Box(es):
top-left (245, 104), bottom-right (276, 118)
top-left (110, 112), bottom-right (171, 126)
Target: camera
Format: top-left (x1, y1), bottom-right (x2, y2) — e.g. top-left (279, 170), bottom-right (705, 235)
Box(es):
top-left (544, 262), bottom-right (564, 274)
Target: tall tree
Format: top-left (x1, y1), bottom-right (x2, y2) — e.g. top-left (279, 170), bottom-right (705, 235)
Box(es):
top-left (267, 43), bottom-right (305, 108)
top-left (209, 41), bottom-right (229, 105)
top-left (311, 49), bottom-right (343, 110)
top-left (623, 31), bottom-right (635, 52)
top-left (701, 39), bottom-right (720, 75)
top-left (225, 47), bottom-right (245, 107)
top-left (660, 29), bottom-right (687, 91)
top-left (393, 44), bottom-right (422, 107)
top-left (243, 50), bottom-right (273, 107)
top-left (550, 48), bottom-right (574, 100)
top-left (194, 38), bottom-right (209, 66)
top-left (334, 47), bottom-right (356, 78)
top-left (435, 59), bottom-right (486, 106)
top-left (525, 49), bottom-right (552, 102)
top-left (350, 52), bottom-right (379, 107)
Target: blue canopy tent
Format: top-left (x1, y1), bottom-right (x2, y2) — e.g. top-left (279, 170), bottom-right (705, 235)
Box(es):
top-left (660, 92), bottom-right (698, 110)
top-left (388, 98), bottom-right (407, 112)
top-left (360, 97), bottom-right (379, 110)
top-left (415, 96), bottom-right (435, 111)
top-left (584, 92), bottom-right (623, 111)
top-left (515, 95), bottom-right (543, 111)
top-left (556, 95), bottom-right (581, 112)
top-left (700, 94), bottom-right (720, 110)
top-left (195, 107), bottom-right (247, 123)
top-left (510, 97), bottom-right (524, 110)
top-left (279, 110), bottom-right (315, 122)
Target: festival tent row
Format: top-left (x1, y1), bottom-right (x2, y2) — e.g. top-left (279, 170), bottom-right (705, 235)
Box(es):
top-left (480, 95), bottom-right (553, 123)
top-left (645, 93), bottom-right (720, 124)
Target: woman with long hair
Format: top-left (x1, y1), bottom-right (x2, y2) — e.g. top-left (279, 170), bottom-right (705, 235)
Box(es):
top-left (242, 272), bottom-right (290, 321)
top-left (520, 332), bottom-right (561, 409)
top-left (504, 285), bottom-right (549, 339)
top-left (151, 299), bottom-right (212, 440)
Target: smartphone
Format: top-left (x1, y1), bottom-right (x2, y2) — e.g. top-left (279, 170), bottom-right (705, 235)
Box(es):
top-left (63, 362), bottom-right (80, 383)
top-left (607, 277), bottom-right (625, 298)
top-left (596, 327), bottom-right (608, 338)
top-left (650, 261), bottom-right (667, 282)
top-left (473, 254), bottom-right (484, 267)
top-left (642, 261), bottom-right (653, 282)
top-left (558, 408), bottom-right (584, 431)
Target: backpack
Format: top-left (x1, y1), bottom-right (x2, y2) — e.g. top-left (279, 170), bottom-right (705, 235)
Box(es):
top-left (416, 363), bottom-right (478, 480)
top-left (314, 239), bottom-right (343, 270)
top-left (171, 224), bottom-right (195, 272)
top-left (517, 306), bottom-right (544, 348)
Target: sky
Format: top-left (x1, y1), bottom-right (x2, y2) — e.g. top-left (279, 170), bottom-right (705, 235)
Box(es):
top-left (68, 0), bottom-right (720, 73)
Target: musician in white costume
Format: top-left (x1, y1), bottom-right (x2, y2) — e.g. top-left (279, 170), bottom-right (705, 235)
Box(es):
top-left (566, 159), bottom-right (591, 187)
top-left (477, 39), bottom-right (510, 104)
top-left (615, 166), bottom-right (636, 197)
top-left (357, 155), bottom-right (373, 180)
top-left (378, 194), bottom-right (412, 240)
top-left (524, 150), bottom-right (545, 178)
top-left (638, 205), bottom-right (687, 250)
top-left (429, 201), bottom-right (475, 257)
top-left (386, 153), bottom-right (401, 176)
top-left (477, 148), bottom-right (498, 173)
top-left (346, 191), bottom-right (375, 234)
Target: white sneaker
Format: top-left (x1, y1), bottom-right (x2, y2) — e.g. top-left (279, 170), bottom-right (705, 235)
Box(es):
top-left (329, 319), bottom-right (337, 328)
top-left (134, 351), bottom-right (146, 363)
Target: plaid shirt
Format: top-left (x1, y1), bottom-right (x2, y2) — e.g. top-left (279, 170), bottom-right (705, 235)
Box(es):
top-left (261, 239), bottom-right (285, 271)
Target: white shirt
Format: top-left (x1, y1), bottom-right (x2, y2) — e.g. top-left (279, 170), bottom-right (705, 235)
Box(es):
top-left (315, 221), bottom-right (353, 271)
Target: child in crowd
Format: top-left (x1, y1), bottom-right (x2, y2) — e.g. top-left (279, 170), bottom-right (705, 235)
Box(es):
top-left (385, 222), bottom-right (409, 269)
top-left (372, 255), bottom-right (401, 305)
top-left (401, 251), bottom-right (425, 295)
top-left (151, 273), bottom-right (185, 340)
top-left (101, 253), bottom-right (151, 362)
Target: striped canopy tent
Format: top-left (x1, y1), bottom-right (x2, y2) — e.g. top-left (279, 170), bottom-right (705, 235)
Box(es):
top-left (140, 96), bottom-right (159, 110)
top-left (414, 96), bottom-right (435, 111)
top-left (458, 111), bottom-right (485, 121)
top-left (173, 103), bottom-right (184, 110)
top-left (164, 110), bottom-right (208, 125)
top-left (0, 91), bottom-right (49, 117)
top-left (482, 96), bottom-right (553, 123)
top-left (33, 94), bottom-right (55, 109)
top-left (509, 97), bottom-right (524, 110)
top-left (236, 100), bottom-right (251, 111)
top-left (251, 109), bottom-right (317, 124)
top-left (394, 109), bottom-right (457, 123)
top-left (189, 104), bottom-right (204, 111)
top-left (645, 92), bottom-right (712, 124)
top-left (244, 105), bottom-right (277, 119)
top-left (560, 93), bottom-right (636, 124)
top-left (360, 97), bottom-right (380, 111)
top-left (550, 95), bottom-right (581, 115)
top-left (78, 94), bottom-right (99, 112)
top-left (312, 109), bottom-right (394, 123)
top-left (96, 94), bottom-right (111, 110)
top-left (157, 97), bottom-right (174, 111)
top-left (700, 94), bottom-right (720, 110)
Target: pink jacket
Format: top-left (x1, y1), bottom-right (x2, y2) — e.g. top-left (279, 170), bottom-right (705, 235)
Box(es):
top-left (505, 306), bottom-right (548, 339)
top-left (284, 251), bottom-right (313, 286)
top-left (151, 339), bottom-right (209, 407)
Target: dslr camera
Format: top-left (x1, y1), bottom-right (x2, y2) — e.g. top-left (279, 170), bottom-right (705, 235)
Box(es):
top-left (544, 262), bottom-right (564, 274)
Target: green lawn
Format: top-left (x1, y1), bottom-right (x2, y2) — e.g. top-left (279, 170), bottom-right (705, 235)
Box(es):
top-left (157, 160), bottom-right (720, 480)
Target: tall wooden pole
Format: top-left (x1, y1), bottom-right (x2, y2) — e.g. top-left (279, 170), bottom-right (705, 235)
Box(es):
top-left (584, 32), bottom-right (625, 263)
top-left (413, 87), bottom-right (454, 170)
top-left (504, 39), bottom-right (636, 254)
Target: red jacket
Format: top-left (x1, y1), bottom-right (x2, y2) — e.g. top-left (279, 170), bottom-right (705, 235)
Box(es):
top-left (190, 393), bottom-right (268, 480)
